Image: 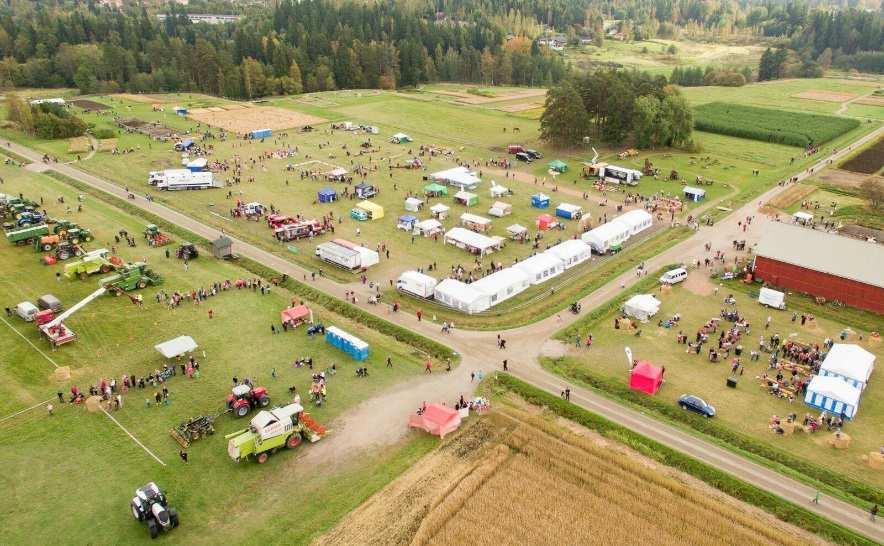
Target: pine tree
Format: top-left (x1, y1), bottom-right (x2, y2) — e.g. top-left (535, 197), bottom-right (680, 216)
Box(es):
top-left (540, 81), bottom-right (590, 147)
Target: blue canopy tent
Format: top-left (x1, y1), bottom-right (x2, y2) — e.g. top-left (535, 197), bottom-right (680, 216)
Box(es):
top-left (397, 214), bottom-right (418, 231)
top-left (318, 188), bottom-right (337, 203)
top-left (325, 326), bottom-right (369, 361)
top-left (175, 139), bottom-right (195, 151)
top-left (531, 193), bottom-right (550, 209)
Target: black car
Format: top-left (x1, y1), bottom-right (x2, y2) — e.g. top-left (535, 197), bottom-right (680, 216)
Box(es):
top-left (525, 149), bottom-right (543, 159)
top-left (515, 152), bottom-right (532, 162)
top-left (677, 394), bottom-right (716, 417)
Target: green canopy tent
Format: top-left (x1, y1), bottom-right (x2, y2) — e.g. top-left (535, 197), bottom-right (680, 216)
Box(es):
top-left (548, 160), bottom-right (568, 173)
top-left (424, 183), bottom-right (449, 197)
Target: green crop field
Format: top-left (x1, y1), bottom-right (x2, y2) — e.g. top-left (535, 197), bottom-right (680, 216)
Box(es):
top-left (694, 103), bottom-right (860, 147)
top-left (0, 165), bottom-right (440, 544)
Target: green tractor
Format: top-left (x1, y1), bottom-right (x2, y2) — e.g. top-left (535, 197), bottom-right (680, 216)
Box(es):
top-left (100, 262), bottom-right (163, 293)
top-left (226, 403), bottom-right (325, 464)
top-left (64, 249), bottom-right (117, 280)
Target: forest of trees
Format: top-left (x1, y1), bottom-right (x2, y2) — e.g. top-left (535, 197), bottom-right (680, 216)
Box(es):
top-left (540, 71), bottom-right (693, 149)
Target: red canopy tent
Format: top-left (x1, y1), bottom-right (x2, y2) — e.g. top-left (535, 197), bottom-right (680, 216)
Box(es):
top-left (629, 361), bottom-right (663, 395)
top-left (280, 305), bottom-right (313, 328)
top-left (536, 214), bottom-right (557, 231)
top-left (408, 404), bottom-right (462, 438)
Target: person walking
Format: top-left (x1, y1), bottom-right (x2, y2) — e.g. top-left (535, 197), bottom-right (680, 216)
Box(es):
top-left (179, 450), bottom-right (188, 463)
top-left (502, 360), bottom-right (508, 371)
top-left (424, 359), bottom-right (432, 374)
top-left (811, 491), bottom-right (821, 504)
top-left (386, 356), bottom-right (393, 368)
top-left (871, 504), bottom-right (879, 522)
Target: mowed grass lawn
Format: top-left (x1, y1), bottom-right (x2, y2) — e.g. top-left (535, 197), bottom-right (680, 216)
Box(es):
top-left (550, 277), bottom-right (884, 488)
top-left (0, 165), bottom-right (438, 544)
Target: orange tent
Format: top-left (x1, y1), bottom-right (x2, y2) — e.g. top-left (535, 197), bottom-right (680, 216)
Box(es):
top-left (408, 404), bottom-right (461, 438)
top-left (629, 361), bottom-right (663, 395)
top-left (280, 305), bottom-right (312, 327)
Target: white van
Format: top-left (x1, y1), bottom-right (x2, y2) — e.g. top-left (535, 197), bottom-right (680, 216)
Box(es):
top-left (15, 301), bottom-right (39, 321)
top-left (659, 267), bottom-right (688, 285)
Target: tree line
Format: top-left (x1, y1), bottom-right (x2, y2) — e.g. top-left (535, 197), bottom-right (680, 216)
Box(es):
top-left (540, 70), bottom-right (693, 150)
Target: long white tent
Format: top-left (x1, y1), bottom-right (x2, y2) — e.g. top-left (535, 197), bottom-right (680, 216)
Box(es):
top-left (433, 279), bottom-right (490, 314)
top-left (804, 375), bottom-right (862, 420)
top-left (545, 239), bottom-right (591, 269)
top-left (581, 219), bottom-right (631, 254)
top-left (430, 166), bottom-right (481, 190)
top-left (819, 344), bottom-right (876, 390)
top-left (515, 253), bottom-right (565, 285)
top-left (444, 227), bottom-right (501, 255)
top-left (471, 268), bottom-right (530, 305)
top-left (617, 209), bottom-right (653, 235)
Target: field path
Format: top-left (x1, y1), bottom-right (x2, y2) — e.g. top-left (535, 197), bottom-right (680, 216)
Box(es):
top-left (837, 89), bottom-right (878, 116)
top-left (3, 125), bottom-right (883, 542)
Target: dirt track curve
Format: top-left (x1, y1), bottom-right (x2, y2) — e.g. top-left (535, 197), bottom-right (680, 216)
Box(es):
top-left (5, 125), bottom-right (883, 542)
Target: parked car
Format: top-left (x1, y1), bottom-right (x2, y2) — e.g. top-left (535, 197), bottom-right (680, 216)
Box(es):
top-left (515, 152), bottom-right (532, 163)
top-left (525, 149), bottom-right (543, 159)
top-left (677, 394), bottom-right (715, 417)
top-left (659, 267), bottom-right (687, 285)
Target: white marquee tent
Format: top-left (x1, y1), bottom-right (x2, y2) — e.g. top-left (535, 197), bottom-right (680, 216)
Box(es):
top-left (431, 167), bottom-right (481, 190)
top-left (804, 375), bottom-right (862, 420)
top-left (819, 344), bottom-right (876, 390)
top-left (515, 253), bottom-right (565, 285)
top-left (397, 271), bottom-right (439, 298)
top-left (581, 219), bottom-right (631, 254)
top-left (545, 239), bottom-right (592, 269)
top-left (617, 209), bottom-right (653, 235)
top-left (623, 294), bottom-right (661, 321)
top-left (433, 279), bottom-right (490, 314)
top-left (414, 218), bottom-right (443, 237)
top-left (472, 268), bottom-right (530, 306)
top-left (444, 227), bottom-right (501, 255)
top-left (155, 335), bottom-right (198, 359)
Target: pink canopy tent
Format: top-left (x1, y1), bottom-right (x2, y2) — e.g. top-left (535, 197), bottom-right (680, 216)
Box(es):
top-left (408, 404), bottom-right (462, 438)
top-left (629, 361), bottom-right (663, 395)
top-left (536, 214), bottom-right (557, 231)
top-left (280, 304), bottom-right (313, 328)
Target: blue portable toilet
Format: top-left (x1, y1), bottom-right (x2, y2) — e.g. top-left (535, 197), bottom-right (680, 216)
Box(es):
top-left (325, 326), bottom-right (369, 361)
top-left (531, 193), bottom-right (550, 209)
top-left (249, 128), bottom-right (272, 139)
top-left (318, 188), bottom-right (337, 203)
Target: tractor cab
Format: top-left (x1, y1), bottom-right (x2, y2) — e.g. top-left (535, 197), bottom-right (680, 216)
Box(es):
top-left (176, 243), bottom-right (198, 260)
top-left (227, 384), bottom-right (270, 417)
top-left (131, 482), bottom-right (179, 538)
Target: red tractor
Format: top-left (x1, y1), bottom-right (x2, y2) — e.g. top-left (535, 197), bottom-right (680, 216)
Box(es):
top-left (226, 384), bottom-right (271, 417)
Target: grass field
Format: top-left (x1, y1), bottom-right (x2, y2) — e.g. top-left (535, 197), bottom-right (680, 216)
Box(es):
top-left (0, 164), bottom-right (443, 543)
top-left (321, 401), bottom-right (826, 545)
top-left (549, 272), bottom-right (884, 490)
top-left (694, 103), bottom-right (860, 146)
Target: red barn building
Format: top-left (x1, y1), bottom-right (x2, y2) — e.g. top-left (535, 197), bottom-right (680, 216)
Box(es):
top-left (752, 223), bottom-right (884, 314)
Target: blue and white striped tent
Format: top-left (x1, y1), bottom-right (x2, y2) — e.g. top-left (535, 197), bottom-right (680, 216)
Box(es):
top-left (819, 344), bottom-right (875, 390)
top-left (804, 375), bottom-right (862, 420)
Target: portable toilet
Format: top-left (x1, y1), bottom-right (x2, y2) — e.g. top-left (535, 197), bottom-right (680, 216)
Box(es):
top-left (249, 128), bottom-right (272, 139)
top-left (317, 188), bottom-right (337, 203)
top-left (531, 193), bottom-right (550, 209)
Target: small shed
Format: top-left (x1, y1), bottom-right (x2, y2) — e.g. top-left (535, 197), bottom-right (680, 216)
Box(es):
top-left (531, 193), bottom-right (550, 209)
top-left (430, 203), bottom-right (450, 220)
top-left (414, 218), bottom-right (443, 237)
top-left (683, 186), bottom-right (706, 202)
top-left (404, 197), bottom-right (424, 212)
top-left (397, 214), bottom-right (418, 231)
top-left (548, 160), bottom-right (568, 173)
top-left (390, 132), bottom-right (412, 144)
top-left (212, 235), bottom-right (233, 259)
top-left (536, 214), bottom-right (557, 231)
top-left (488, 201), bottom-right (512, 217)
top-left (424, 183), bottom-right (448, 197)
top-left (461, 212), bottom-right (492, 233)
top-left (507, 224), bottom-right (528, 240)
top-left (317, 188), bottom-right (337, 203)
top-left (555, 203), bottom-right (583, 220)
top-left (454, 191), bottom-right (478, 207)
top-left (629, 361), bottom-right (663, 395)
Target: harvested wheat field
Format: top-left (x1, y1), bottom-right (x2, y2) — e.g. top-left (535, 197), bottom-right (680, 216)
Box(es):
top-left (792, 90), bottom-right (858, 103)
top-left (188, 105), bottom-right (326, 134)
top-left (856, 95), bottom-right (884, 107)
top-left (317, 405), bottom-right (826, 546)
top-left (497, 101), bottom-right (545, 113)
top-left (765, 182), bottom-right (816, 211)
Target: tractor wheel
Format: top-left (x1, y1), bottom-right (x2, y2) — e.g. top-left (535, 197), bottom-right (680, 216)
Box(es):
top-left (235, 404), bottom-right (249, 418)
top-left (138, 280), bottom-right (147, 289)
top-left (42, 243), bottom-right (53, 251)
top-left (147, 518), bottom-right (159, 539)
top-left (258, 396), bottom-right (270, 408)
top-left (131, 502), bottom-right (144, 521)
top-left (79, 272), bottom-right (88, 281)
top-left (286, 434), bottom-right (302, 449)
top-left (58, 250), bottom-right (71, 261)
top-left (85, 235), bottom-right (93, 242)
top-left (100, 265), bottom-right (111, 273)
top-left (257, 452), bottom-right (269, 464)
top-left (169, 508), bottom-right (179, 528)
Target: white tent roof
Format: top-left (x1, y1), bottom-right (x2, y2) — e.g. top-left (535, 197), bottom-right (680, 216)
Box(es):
top-left (445, 227), bottom-right (498, 250)
top-left (454, 190), bottom-right (477, 201)
top-left (821, 344), bottom-right (876, 384)
top-left (392, 132), bottom-right (410, 139)
top-left (461, 212), bottom-right (491, 225)
top-left (516, 253), bottom-right (565, 277)
top-left (317, 241), bottom-right (359, 260)
top-left (415, 218), bottom-right (442, 231)
top-left (430, 203), bottom-right (450, 213)
top-left (683, 185), bottom-right (706, 196)
top-left (472, 268), bottom-right (530, 295)
top-left (431, 166), bottom-right (481, 187)
top-left (491, 201), bottom-right (511, 210)
top-left (758, 287), bottom-right (785, 307)
top-left (155, 335), bottom-right (198, 359)
top-left (545, 239), bottom-right (591, 262)
top-left (624, 294), bottom-right (661, 318)
top-left (398, 270), bottom-right (438, 288)
top-left (405, 197), bottom-right (424, 205)
top-left (793, 211), bottom-right (814, 221)
top-left (490, 183), bottom-right (509, 196)
top-left (507, 224), bottom-right (528, 235)
top-left (556, 203), bottom-right (582, 213)
top-left (327, 167), bottom-right (348, 177)
top-left (186, 157), bottom-right (208, 168)
top-left (434, 278), bottom-right (487, 305)
top-left (806, 375), bottom-right (861, 407)
top-left (617, 209), bottom-right (653, 230)
top-left (582, 220), bottom-right (630, 246)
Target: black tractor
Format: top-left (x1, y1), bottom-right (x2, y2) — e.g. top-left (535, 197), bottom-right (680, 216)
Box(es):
top-left (176, 242), bottom-right (199, 260)
top-left (130, 482), bottom-right (180, 539)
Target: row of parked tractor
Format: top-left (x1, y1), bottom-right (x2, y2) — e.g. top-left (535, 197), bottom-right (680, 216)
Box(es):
top-left (1, 194), bottom-right (98, 262)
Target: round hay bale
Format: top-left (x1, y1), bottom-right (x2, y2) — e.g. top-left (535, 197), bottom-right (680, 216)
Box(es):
top-left (85, 396), bottom-right (104, 413)
top-left (52, 366), bottom-right (71, 381)
top-left (868, 452), bottom-right (884, 470)
top-left (827, 432), bottom-right (851, 449)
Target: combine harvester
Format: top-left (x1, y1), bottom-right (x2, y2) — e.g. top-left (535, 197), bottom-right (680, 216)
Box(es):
top-left (100, 262), bottom-right (163, 293)
top-left (225, 403), bottom-right (326, 464)
top-left (64, 249), bottom-right (121, 280)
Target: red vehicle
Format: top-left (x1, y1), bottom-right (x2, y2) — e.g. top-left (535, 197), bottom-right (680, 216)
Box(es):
top-left (507, 144), bottom-right (524, 154)
top-left (274, 220), bottom-right (325, 242)
top-left (227, 384), bottom-right (271, 417)
top-left (267, 214), bottom-right (297, 229)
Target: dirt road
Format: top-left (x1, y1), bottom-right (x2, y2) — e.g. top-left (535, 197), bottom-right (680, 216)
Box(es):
top-left (4, 125), bottom-right (883, 541)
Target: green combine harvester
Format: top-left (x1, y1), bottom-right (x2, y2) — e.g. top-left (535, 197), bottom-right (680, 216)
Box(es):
top-left (226, 403), bottom-right (325, 464)
top-left (99, 262), bottom-right (163, 292)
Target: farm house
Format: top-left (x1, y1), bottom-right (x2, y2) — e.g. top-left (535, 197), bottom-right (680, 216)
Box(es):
top-left (404, 197), bottom-right (424, 212)
top-left (325, 326), bottom-right (369, 361)
top-left (548, 160), bottom-right (568, 173)
top-left (616, 209), bottom-right (653, 235)
top-left (536, 214), bottom-right (558, 231)
top-left (396, 271), bottom-right (439, 298)
top-left (629, 362), bottom-right (664, 395)
top-left (545, 239), bottom-right (591, 269)
top-left (804, 375), bottom-right (862, 420)
top-left (471, 268), bottom-right (531, 306)
top-left (515, 253), bottom-right (565, 285)
top-left (623, 294), bottom-right (661, 321)
top-left (454, 190), bottom-right (478, 207)
top-left (555, 203), bottom-right (583, 220)
top-left (397, 215), bottom-right (418, 231)
top-left (819, 344), bottom-right (875, 391)
top-left (600, 164), bottom-right (642, 185)
top-left (424, 183), bottom-right (448, 197)
top-left (430, 167), bottom-right (481, 190)
top-left (581, 219), bottom-right (630, 254)
top-left (444, 227), bottom-right (502, 256)
top-left (488, 201), bottom-right (512, 217)
top-left (414, 218), bottom-right (443, 237)
top-left (683, 186), bottom-right (706, 202)
top-left (390, 132), bottom-right (412, 144)
top-left (317, 188), bottom-right (337, 203)
top-left (507, 224), bottom-right (528, 240)
top-left (430, 203), bottom-right (450, 220)
top-left (460, 213), bottom-right (492, 233)
top-left (433, 279), bottom-right (491, 314)
top-left (752, 222), bottom-right (884, 314)
top-left (531, 193), bottom-right (550, 208)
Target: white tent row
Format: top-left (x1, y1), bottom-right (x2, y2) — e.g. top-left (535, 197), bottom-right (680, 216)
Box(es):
top-left (515, 253), bottom-right (565, 285)
top-left (396, 271), bottom-right (439, 298)
top-left (431, 166), bottom-right (481, 190)
top-left (545, 239), bottom-right (591, 269)
top-left (581, 209), bottom-right (653, 254)
top-left (623, 294), bottom-right (661, 321)
top-left (433, 279), bottom-right (490, 314)
top-left (471, 268), bottom-right (530, 306)
top-left (819, 344), bottom-right (875, 390)
top-left (443, 227), bottom-right (502, 256)
top-left (618, 209), bottom-right (653, 234)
